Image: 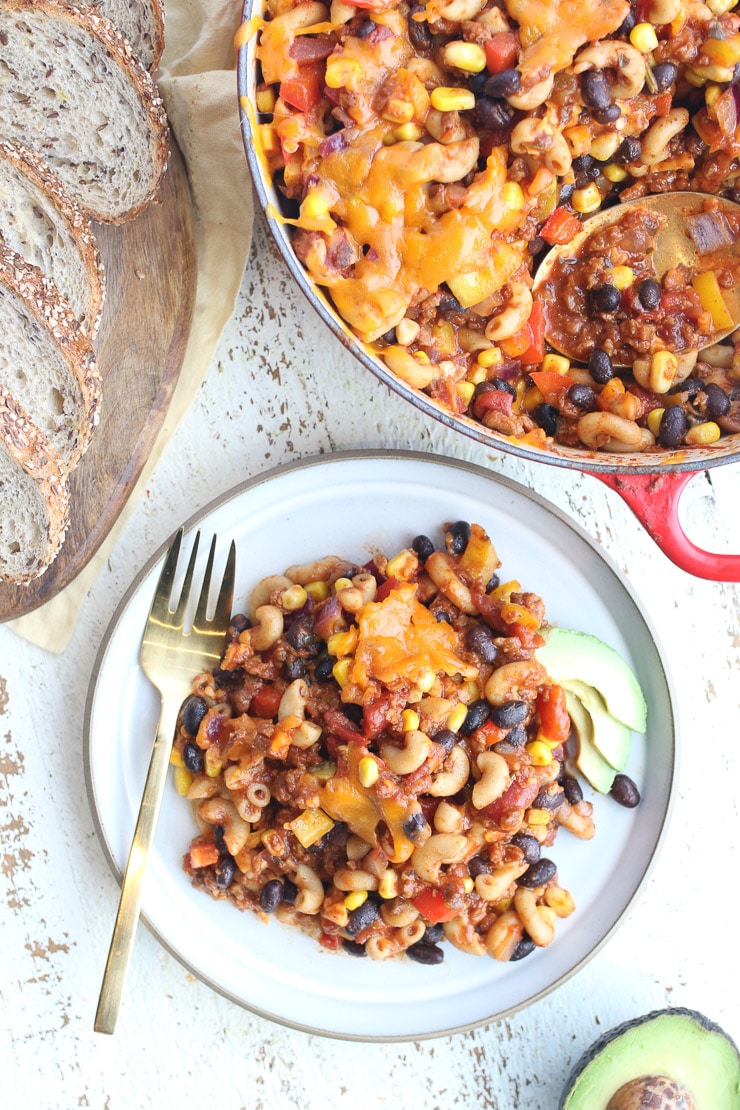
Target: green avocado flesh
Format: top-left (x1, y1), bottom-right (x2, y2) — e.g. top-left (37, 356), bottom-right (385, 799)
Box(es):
top-left (562, 679), bottom-right (631, 772)
top-left (561, 1009), bottom-right (740, 1109)
top-left (537, 628), bottom-right (647, 733)
top-left (565, 690), bottom-right (617, 795)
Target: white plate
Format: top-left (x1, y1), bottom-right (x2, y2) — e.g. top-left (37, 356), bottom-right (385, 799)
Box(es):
top-left (84, 451), bottom-right (676, 1041)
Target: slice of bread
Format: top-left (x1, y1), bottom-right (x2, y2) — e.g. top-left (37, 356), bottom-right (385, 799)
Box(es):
top-left (0, 385), bottom-right (70, 584)
top-left (0, 241), bottom-right (101, 468)
top-left (0, 0), bottom-right (170, 223)
top-left (74, 0), bottom-right (165, 71)
top-left (0, 141), bottom-right (105, 336)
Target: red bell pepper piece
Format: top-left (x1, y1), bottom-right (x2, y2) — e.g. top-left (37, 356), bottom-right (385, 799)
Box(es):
top-left (540, 206), bottom-right (582, 246)
top-left (473, 388), bottom-right (514, 421)
top-left (375, 575), bottom-right (399, 603)
top-left (412, 887), bottom-right (461, 924)
top-left (536, 684), bottom-right (571, 745)
top-left (528, 370), bottom-right (576, 406)
top-left (519, 302), bottom-right (546, 365)
top-left (250, 684), bottom-right (283, 719)
top-left (484, 32), bottom-right (519, 75)
top-left (279, 63), bottom-right (325, 112)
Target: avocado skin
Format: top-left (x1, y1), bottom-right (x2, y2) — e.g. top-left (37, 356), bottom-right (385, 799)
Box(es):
top-left (559, 1008), bottom-right (740, 1110)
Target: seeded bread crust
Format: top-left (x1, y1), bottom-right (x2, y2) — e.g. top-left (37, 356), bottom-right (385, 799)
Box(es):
top-left (0, 0), bottom-right (170, 224)
top-left (0, 385), bottom-right (71, 584)
top-left (0, 141), bottom-right (105, 336)
top-left (73, 0), bottom-right (166, 71)
top-left (0, 241), bottom-right (101, 468)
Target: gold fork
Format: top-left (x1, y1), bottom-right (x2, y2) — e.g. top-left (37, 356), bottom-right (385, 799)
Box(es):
top-left (94, 528), bottom-right (236, 1035)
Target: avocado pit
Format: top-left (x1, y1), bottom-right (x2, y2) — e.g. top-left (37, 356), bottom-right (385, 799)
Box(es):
top-left (607, 1075), bottom-right (698, 1110)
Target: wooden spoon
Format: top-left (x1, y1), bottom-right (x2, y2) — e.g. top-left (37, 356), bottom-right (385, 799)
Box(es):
top-left (532, 192), bottom-right (740, 367)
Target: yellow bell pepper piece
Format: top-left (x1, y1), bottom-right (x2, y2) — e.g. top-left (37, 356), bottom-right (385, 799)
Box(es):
top-left (692, 270), bottom-right (734, 331)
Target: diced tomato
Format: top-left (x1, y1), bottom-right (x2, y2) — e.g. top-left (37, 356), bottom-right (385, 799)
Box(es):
top-left (363, 691), bottom-right (391, 738)
top-left (375, 575), bottom-right (399, 603)
top-left (627, 382), bottom-right (663, 413)
top-left (519, 302), bottom-right (546, 365)
top-left (250, 684), bottom-right (283, 719)
top-left (279, 63), bottom-right (324, 112)
top-left (528, 370), bottom-right (576, 406)
top-left (653, 92), bottom-right (672, 118)
top-left (412, 887), bottom-right (461, 924)
top-left (471, 719), bottom-right (508, 747)
top-left (540, 206), bottom-right (582, 246)
top-left (324, 709), bottom-right (365, 744)
top-left (484, 32), bottom-right (519, 75)
top-left (318, 932), bottom-right (342, 950)
top-left (537, 684), bottom-right (571, 745)
top-left (189, 838), bottom-right (220, 869)
top-left (473, 387), bottom-right (513, 421)
top-left (470, 588), bottom-right (507, 632)
top-left (480, 772), bottom-right (540, 827)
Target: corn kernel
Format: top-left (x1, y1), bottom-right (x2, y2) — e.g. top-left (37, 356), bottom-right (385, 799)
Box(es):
top-left (544, 885), bottom-right (576, 918)
top-left (333, 657), bottom-right (352, 687)
top-left (456, 380), bottom-right (475, 406)
top-left (286, 808), bottom-right (335, 848)
top-left (386, 548), bottom-right (419, 579)
top-left (649, 350), bottom-right (678, 394)
top-left (462, 876), bottom-right (475, 893)
top-left (535, 729), bottom-right (561, 751)
top-left (394, 122), bottom-right (425, 141)
top-left (571, 183), bottom-right (602, 214)
top-left (173, 765), bottom-right (193, 796)
top-left (300, 190), bottom-right (335, 227)
top-left (396, 317), bottom-right (420, 346)
top-left (501, 181), bottom-right (525, 213)
top-left (344, 890), bottom-right (368, 910)
top-left (705, 83), bottom-right (722, 110)
top-left (607, 265), bottom-right (634, 290)
top-left (205, 757), bottom-right (222, 778)
top-left (334, 577), bottom-right (354, 592)
top-left (327, 626), bottom-right (359, 658)
top-left (382, 132), bottom-right (398, 146)
top-left (170, 747), bottom-right (184, 767)
top-left (415, 350), bottom-right (431, 364)
top-left (402, 709), bottom-right (420, 733)
top-left (541, 353), bottom-right (571, 375)
top-left (281, 584), bottom-right (308, 611)
top-left (442, 40), bottom-right (487, 73)
top-left (647, 407), bottom-right (665, 435)
top-left (522, 385), bottom-right (544, 412)
top-left (306, 580), bottom-right (328, 602)
top-left (430, 86), bottom-right (476, 112)
top-left (477, 346), bottom-right (503, 369)
top-left (378, 870), bottom-right (398, 899)
top-left (467, 363), bottom-right (489, 385)
top-left (325, 55), bottom-right (362, 89)
top-left (415, 667), bottom-right (437, 694)
top-left (590, 132), bottom-right (621, 162)
top-left (358, 755), bottom-right (380, 788)
top-left (602, 162), bottom-right (628, 183)
top-left (630, 22), bottom-right (659, 52)
top-left (684, 66), bottom-right (707, 86)
top-left (526, 740), bottom-right (553, 766)
top-left (255, 87), bottom-right (276, 114)
top-left (527, 806), bottom-right (552, 825)
top-left (446, 703), bottom-right (468, 733)
top-left (685, 421), bottom-right (721, 444)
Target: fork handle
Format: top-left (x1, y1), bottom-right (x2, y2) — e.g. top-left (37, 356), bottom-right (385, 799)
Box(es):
top-left (94, 696), bottom-right (179, 1034)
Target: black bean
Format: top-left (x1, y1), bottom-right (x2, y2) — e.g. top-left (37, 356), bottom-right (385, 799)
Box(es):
top-left (502, 723), bottom-right (528, 748)
top-left (476, 97), bottom-right (513, 130)
top-left (412, 534), bottom-right (435, 562)
top-left (460, 699), bottom-right (490, 735)
top-left (407, 6), bottom-right (432, 51)
top-left (510, 935), bottom-right (536, 961)
top-left (637, 277), bottom-right (662, 311)
top-left (488, 377), bottom-right (517, 398)
top-left (284, 657), bottom-right (307, 681)
top-left (561, 774), bottom-right (583, 805)
top-left (669, 376), bottom-right (703, 398)
top-left (591, 284), bottom-right (621, 314)
top-left (342, 938), bottom-right (368, 957)
top-left (446, 521), bottom-right (471, 555)
top-left (484, 68), bottom-right (521, 98)
top-left (533, 403), bottom-right (559, 437)
top-left (568, 383), bottom-right (597, 410)
top-left (314, 652), bottom-right (336, 681)
top-left (468, 71), bottom-right (488, 97)
top-left (559, 183), bottom-right (574, 205)
top-left (182, 741), bottom-right (204, 773)
top-left (518, 858), bottom-right (557, 887)
top-left (213, 824), bottom-right (227, 854)
top-left (216, 856), bottom-right (236, 889)
top-left (581, 70), bottom-right (612, 110)
top-left (486, 573), bottom-right (501, 591)
top-left (614, 136), bottom-right (642, 165)
top-left (433, 729), bottom-right (457, 753)
top-left (346, 897), bottom-right (381, 936)
top-left (489, 700), bottom-right (529, 729)
top-left (651, 61), bottom-right (677, 90)
top-left (658, 406), bottom-right (687, 448)
top-left (343, 702), bottom-right (364, 725)
top-left (703, 382), bottom-right (731, 420)
top-left (616, 11), bottom-right (636, 35)
top-left (356, 18), bottom-right (376, 37)
top-left (493, 738), bottom-right (522, 754)
top-left (593, 104), bottom-right (621, 124)
top-left (403, 811), bottom-right (428, 840)
top-left (407, 942), bottom-right (444, 964)
top-left (282, 878), bottom-right (298, 904)
top-left (467, 855), bottom-right (492, 878)
top-left (589, 347), bottom-right (614, 383)
top-left (510, 833), bottom-right (541, 863)
top-left (533, 788), bottom-right (565, 810)
top-left (610, 773), bottom-right (641, 808)
top-left (259, 878), bottom-right (284, 912)
top-left (572, 154), bottom-right (595, 174)
top-left (466, 624), bottom-right (499, 663)
top-left (212, 666), bottom-right (240, 689)
top-left (181, 695), bottom-right (208, 736)
top-left (286, 614), bottom-right (320, 653)
top-left (422, 923), bottom-right (445, 945)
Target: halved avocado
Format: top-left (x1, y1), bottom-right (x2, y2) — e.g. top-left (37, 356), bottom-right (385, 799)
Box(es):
top-left (565, 689), bottom-right (617, 795)
top-left (559, 1008), bottom-right (740, 1110)
top-left (537, 628), bottom-right (647, 733)
top-left (563, 679), bottom-right (632, 772)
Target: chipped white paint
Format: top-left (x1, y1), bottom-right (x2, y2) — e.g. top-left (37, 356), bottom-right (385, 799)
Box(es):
top-left (1, 209), bottom-right (739, 1108)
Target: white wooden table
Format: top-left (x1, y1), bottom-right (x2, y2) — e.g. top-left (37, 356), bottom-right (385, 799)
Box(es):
top-left (2, 208), bottom-right (739, 1109)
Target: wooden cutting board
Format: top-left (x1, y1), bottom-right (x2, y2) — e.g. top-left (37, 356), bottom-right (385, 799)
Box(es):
top-left (0, 136), bottom-right (196, 622)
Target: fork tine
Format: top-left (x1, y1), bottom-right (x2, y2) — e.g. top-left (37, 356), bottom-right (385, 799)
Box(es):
top-left (192, 534), bottom-right (217, 628)
top-left (171, 531), bottom-right (200, 626)
top-left (147, 528), bottom-right (184, 624)
top-left (213, 540), bottom-right (236, 630)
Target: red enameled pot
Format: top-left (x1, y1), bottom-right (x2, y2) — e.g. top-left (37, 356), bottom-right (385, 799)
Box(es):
top-left (236, 3), bottom-right (740, 581)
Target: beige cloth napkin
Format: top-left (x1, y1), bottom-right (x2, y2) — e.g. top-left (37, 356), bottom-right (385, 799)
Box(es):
top-left (8, 0), bottom-right (254, 652)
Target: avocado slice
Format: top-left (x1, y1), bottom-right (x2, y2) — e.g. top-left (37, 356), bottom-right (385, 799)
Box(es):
top-left (565, 689), bottom-right (617, 795)
top-left (562, 679), bottom-right (631, 772)
top-left (537, 627), bottom-right (647, 733)
top-left (559, 1007), bottom-right (740, 1109)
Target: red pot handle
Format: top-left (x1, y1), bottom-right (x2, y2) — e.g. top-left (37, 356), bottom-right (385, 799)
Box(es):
top-left (590, 471), bottom-right (740, 581)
